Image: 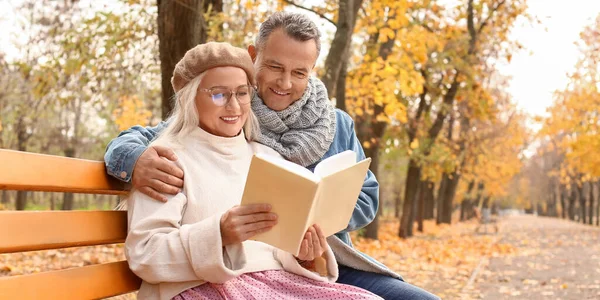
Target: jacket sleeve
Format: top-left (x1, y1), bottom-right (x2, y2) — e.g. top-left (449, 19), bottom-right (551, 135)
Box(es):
top-left (104, 121), bottom-right (167, 182)
top-left (339, 113), bottom-right (380, 233)
top-left (125, 190), bottom-right (245, 284)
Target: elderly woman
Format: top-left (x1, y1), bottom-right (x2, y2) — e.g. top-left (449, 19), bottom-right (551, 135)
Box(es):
top-left (124, 42), bottom-right (380, 300)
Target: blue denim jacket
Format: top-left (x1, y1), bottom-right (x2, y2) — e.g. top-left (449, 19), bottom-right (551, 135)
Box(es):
top-left (104, 109), bottom-right (379, 247)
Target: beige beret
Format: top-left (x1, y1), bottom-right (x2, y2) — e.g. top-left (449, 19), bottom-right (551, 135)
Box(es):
top-left (171, 42), bottom-right (255, 93)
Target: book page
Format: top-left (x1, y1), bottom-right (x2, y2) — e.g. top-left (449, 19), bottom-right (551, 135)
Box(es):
top-left (313, 150), bottom-right (356, 178)
top-left (240, 155), bottom-right (320, 256)
top-left (255, 152), bottom-right (319, 183)
top-left (309, 158), bottom-right (372, 237)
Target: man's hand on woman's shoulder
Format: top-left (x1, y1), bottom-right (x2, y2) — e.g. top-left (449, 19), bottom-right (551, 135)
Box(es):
top-left (132, 145), bottom-right (184, 202)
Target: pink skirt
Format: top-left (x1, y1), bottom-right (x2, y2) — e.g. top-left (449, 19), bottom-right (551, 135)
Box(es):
top-left (172, 270), bottom-right (381, 299)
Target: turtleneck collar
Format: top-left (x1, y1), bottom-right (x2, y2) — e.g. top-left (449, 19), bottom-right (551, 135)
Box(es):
top-left (185, 126), bottom-right (248, 156)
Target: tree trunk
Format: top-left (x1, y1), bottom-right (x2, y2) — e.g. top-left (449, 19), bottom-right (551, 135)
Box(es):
top-left (568, 185), bottom-right (576, 220)
top-left (62, 192), bottom-right (74, 211)
top-left (62, 148), bottom-right (76, 210)
top-left (359, 24), bottom-right (395, 240)
top-left (460, 181), bottom-right (476, 221)
top-left (440, 172), bottom-right (460, 224)
top-left (435, 171), bottom-right (461, 225)
top-left (398, 57), bottom-right (460, 238)
top-left (588, 181), bottom-right (594, 225)
top-left (417, 180), bottom-right (426, 232)
top-left (438, 175), bottom-right (452, 224)
top-left (407, 179), bottom-right (420, 236)
top-left (548, 180), bottom-right (558, 217)
top-left (577, 183), bottom-right (585, 223)
top-left (460, 200), bottom-right (468, 221)
top-left (482, 196), bottom-right (490, 209)
top-left (560, 184), bottom-right (567, 219)
top-left (596, 182), bottom-right (600, 226)
top-left (15, 194), bottom-right (27, 210)
top-left (436, 174), bottom-right (448, 224)
top-left (363, 137), bottom-right (382, 240)
top-left (321, 0), bottom-right (363, 105)
top-left (399, 160), bottom-right (421, 238)
top-left (50, 192), bottom-right (55, 210)
top-left (335, 59), bottom-right (349, 112)
top-left (424, 181), bottom-right (435, 220)
top-left (157, 0), bottom-right (214, 118)
top-left (1, 191), bottom-right (8, 206)
top-left (16, 191), bottom-right (27, 211)
top-left (403, 0), bottom-right (483, 232)
top-left (436, 96), bottom-right (460, 225)
top-left (394, 191), bottom-right (402, 218)
top-left (15, 119), bottom-right (28, 211)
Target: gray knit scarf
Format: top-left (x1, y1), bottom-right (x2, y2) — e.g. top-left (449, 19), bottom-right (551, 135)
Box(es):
top-left (251, 77), bottom-right (336, 167)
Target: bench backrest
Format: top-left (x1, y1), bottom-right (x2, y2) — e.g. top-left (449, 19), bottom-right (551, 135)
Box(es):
top-left (0, 149), bottom-right (141, 299)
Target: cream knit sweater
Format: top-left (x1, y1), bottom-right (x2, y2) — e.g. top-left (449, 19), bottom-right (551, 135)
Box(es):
top-left (124, 127), bottom-right (338, 300)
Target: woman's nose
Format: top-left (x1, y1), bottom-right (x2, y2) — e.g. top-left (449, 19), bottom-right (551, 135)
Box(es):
top-left (225, 94), bottom-right (241, 111)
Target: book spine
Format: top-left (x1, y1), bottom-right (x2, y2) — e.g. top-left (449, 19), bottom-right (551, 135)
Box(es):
top-left (304, 183), bottom-right (322, 233)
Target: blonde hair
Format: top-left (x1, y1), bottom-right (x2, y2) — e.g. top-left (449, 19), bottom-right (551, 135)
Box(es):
top-left (153, 71), bottom-right (260, 149)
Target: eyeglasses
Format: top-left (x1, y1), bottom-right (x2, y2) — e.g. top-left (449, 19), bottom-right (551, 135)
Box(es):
top-left (198, 85), bottom-right (255, 107)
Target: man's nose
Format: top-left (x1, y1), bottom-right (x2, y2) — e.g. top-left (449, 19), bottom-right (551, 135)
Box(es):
top-left (276, 73), bottom-right (292, 90)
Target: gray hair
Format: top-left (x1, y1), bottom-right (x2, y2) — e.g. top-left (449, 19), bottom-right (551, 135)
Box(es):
top-left (153, 72), bottom-right (260, 149)
top-left (255, 11), bottom-right (321, 56)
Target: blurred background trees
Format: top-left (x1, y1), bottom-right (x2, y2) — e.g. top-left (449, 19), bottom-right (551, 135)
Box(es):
top-left (1, 0), bottom-right (598, 235)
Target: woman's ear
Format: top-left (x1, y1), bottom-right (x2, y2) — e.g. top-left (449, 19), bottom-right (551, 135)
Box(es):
top-left (247, 45), bottom-right (257, 63)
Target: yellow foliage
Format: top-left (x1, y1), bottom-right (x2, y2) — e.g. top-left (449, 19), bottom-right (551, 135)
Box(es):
top-left (112, 95), bottom-right (152, 131)
top-left (540, 66), bottom-right (600, 179)
top-left (376, 114), bottom-right (390, 123)
top-left (354, 107), bottom-right (364, 116)
top-left (379, 27), bottom-right (395, 43)
top-left (367, 25), bottom-right (378, 35)
top-left (410, 139), bottom-right (419, 150)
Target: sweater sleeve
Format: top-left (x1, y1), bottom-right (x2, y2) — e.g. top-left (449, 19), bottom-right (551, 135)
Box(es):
top-left (274, 246), bottom-right (338, 283)
top-left (125, 190), bottom-right (245, 284)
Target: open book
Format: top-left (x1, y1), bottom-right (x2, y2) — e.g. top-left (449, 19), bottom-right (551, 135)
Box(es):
top-left (240, 150), bottom-right (371, 256)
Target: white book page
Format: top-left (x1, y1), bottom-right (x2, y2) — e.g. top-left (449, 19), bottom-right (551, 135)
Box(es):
top-left (314, 150), bottom-right (357, 178)
top-left (255, 152), bottom-right (320, 182)
top-left (310, 158), bottom-right (371, 237)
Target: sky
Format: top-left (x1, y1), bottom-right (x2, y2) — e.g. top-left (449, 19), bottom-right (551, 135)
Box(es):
top-left (2, 0), bottom-right (600, 124)
top-left (497, 0), bottom-right (600, 119)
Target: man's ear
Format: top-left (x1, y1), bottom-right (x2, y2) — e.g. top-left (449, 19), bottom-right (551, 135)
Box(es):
top-left (248, 45), bottom-right (257, 62)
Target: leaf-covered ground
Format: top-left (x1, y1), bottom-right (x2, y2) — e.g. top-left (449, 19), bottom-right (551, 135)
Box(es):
top-left (1, 215), bottom-right (598, 299)
top-left (351, 215), bottom-right (600, 299)
top-left (471, 216), bottom-right (600, 299)
top-left (351, 218), bottom-right (516, 299)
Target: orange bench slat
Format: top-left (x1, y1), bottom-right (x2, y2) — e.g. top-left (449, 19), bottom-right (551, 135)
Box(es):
top-left (0, 211), bottom-right (128, 254)
top-left (0, 149), bottom-right (127, 195)
top-left (0, 261), bottom-right (141, 299)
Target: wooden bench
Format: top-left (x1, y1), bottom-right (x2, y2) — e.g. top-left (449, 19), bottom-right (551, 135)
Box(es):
top-left (0, 149), bottom-right (141, 299)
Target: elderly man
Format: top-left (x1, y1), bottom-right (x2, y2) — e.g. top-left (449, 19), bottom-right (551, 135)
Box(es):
top-left (105, 11), bottom-right (438, 300)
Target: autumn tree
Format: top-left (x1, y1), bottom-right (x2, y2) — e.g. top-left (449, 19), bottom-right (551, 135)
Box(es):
top-left (35, 1), bottom-right (159, 209)
top-left (538, 14), bottom-right (600, 225)
top-left (157, 0), bottom-right (223, 118)
top-left (3, 1), bottom-right (61, 210)
top-left (397, 0), bottom-right (528, 237)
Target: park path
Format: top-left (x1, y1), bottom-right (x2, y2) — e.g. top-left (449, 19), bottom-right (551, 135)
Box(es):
top-left (468, 215), bottom-right (600, 299)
